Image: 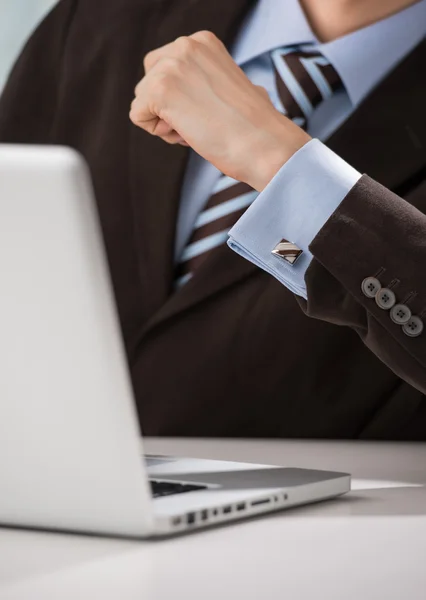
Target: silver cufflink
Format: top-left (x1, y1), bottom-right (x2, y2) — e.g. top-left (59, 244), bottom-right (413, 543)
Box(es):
top-left (271, 239), bottom-right (303, 265)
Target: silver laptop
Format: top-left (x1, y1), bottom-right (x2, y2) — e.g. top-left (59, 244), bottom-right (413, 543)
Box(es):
top-left (0, 145), bottom-right (350, 538)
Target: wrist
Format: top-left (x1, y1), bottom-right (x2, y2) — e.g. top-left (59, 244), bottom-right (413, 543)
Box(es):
top-left (244, 118), bottom-right (311, 192)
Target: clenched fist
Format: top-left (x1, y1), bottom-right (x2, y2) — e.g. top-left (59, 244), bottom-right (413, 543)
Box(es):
top-left (129, 31), bottom-right (310, 191)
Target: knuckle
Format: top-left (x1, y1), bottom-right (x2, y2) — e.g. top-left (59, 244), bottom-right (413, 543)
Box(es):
top-left (194, 30), bottom-right (218, 44)
top-left (164, 56), bottom-right (183, 71)
top-left (175, 35), bottom-right (196, 56)
top-left (155, 57), bottom-right (183, 80)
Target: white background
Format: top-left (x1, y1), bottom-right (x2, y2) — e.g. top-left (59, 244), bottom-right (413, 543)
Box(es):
top-left (0, 0), bottom-right (59, 91)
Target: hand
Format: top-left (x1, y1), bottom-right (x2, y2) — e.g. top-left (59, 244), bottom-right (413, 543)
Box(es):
top-left (130, 31), bottom-right (311, 191)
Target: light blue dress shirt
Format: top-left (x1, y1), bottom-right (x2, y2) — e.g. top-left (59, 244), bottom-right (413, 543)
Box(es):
top-left (176, 0), bottom-right (426, 299)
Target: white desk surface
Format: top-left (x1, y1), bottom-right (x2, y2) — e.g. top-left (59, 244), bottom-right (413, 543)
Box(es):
top-left (1, 438), bottom-right (426, 600)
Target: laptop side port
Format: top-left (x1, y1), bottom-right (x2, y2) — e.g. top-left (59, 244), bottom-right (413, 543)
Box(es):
top-left (236, 502), bottom-right (246, 511)
top-left (223, 505), bottom-right (232, 514)
top-left (201, 509), bottom-right (208, 521)
top-left (251, 498), bottom-right (271, 507)
top-left (187, 512), bottom-right (196, 525)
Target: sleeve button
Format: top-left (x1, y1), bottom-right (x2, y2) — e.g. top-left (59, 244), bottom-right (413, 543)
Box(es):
top-left (390, 304), bottom-right (412, 325)
top-left (402, 316), bottom-right (424, 338)
top-left (375, 288), bottom-right (396, 310)
top-left (362, 277), bottom-right (381, 298)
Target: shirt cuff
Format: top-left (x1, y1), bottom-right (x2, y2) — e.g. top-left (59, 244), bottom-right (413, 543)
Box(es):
top-left (227, 138), bottom-right (362, 299)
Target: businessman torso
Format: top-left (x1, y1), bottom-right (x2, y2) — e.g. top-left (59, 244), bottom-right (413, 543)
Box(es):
top-left (1, 0), bottom-right (425, 439)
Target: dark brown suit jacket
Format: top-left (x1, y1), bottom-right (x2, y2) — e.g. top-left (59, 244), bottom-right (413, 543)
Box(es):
top-left (1, 0), bottom-right (425, 439)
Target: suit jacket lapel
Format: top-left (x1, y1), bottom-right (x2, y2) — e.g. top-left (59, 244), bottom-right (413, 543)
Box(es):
top-left (326, 39), bottom-right (426, 192)
top-left (140, 24), bottom-right (426, 337)
top-left (129, 0), bottom-right (256, 324)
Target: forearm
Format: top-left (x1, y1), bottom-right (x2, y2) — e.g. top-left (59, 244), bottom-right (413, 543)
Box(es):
top-left (301, 175), bottom-right (426, 392)
top-left (229, 147), bottom-right (426, 392)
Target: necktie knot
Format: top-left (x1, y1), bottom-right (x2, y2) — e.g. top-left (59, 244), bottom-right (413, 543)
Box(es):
top-left (271, 46), bottom-right (344, 129)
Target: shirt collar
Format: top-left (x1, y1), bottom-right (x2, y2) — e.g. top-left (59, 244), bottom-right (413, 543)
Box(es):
top-left (319, 0), bottom-right (426, 107)
top-left (232, 0), bottom-right (426, 108)
top-left (231, 0), bottom-right (317, 66)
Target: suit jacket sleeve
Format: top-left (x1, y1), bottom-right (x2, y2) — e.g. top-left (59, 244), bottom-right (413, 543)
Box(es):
top-left (299, 175), bottom-right (426, 394)
top-left (0, 0), bottom-right (77, 144)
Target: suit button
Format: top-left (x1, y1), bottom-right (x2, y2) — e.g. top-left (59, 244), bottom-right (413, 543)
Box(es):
top-left (402, 316), bottom-right (424, 338)
top-left (375, 288), bottom-right (396, 310)
top-left (390, 304), bottom-right (412, 325)
top-left (361, 277), bottom-right (381, 298)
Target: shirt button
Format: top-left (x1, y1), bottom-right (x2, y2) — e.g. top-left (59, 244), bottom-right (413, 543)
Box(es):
top-left (375, 288), bottom-right (396, 310)
top-left (402, 316), bottom-right (424, 338)
top-left (390, 304), bottom-right (412, 325)
top-left (361, 277), bottom-right (381, 298)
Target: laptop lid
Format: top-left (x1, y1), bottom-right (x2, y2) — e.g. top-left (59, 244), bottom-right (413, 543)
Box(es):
top-left (0, 145), bottom-right (154, 537)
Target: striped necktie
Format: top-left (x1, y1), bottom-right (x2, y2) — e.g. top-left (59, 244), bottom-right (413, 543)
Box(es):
top-left (175, 46), bottom-right (344, 288)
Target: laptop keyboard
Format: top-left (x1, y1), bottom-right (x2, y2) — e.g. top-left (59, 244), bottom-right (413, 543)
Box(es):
top-left (150, 479), bottom-right (208, 498)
